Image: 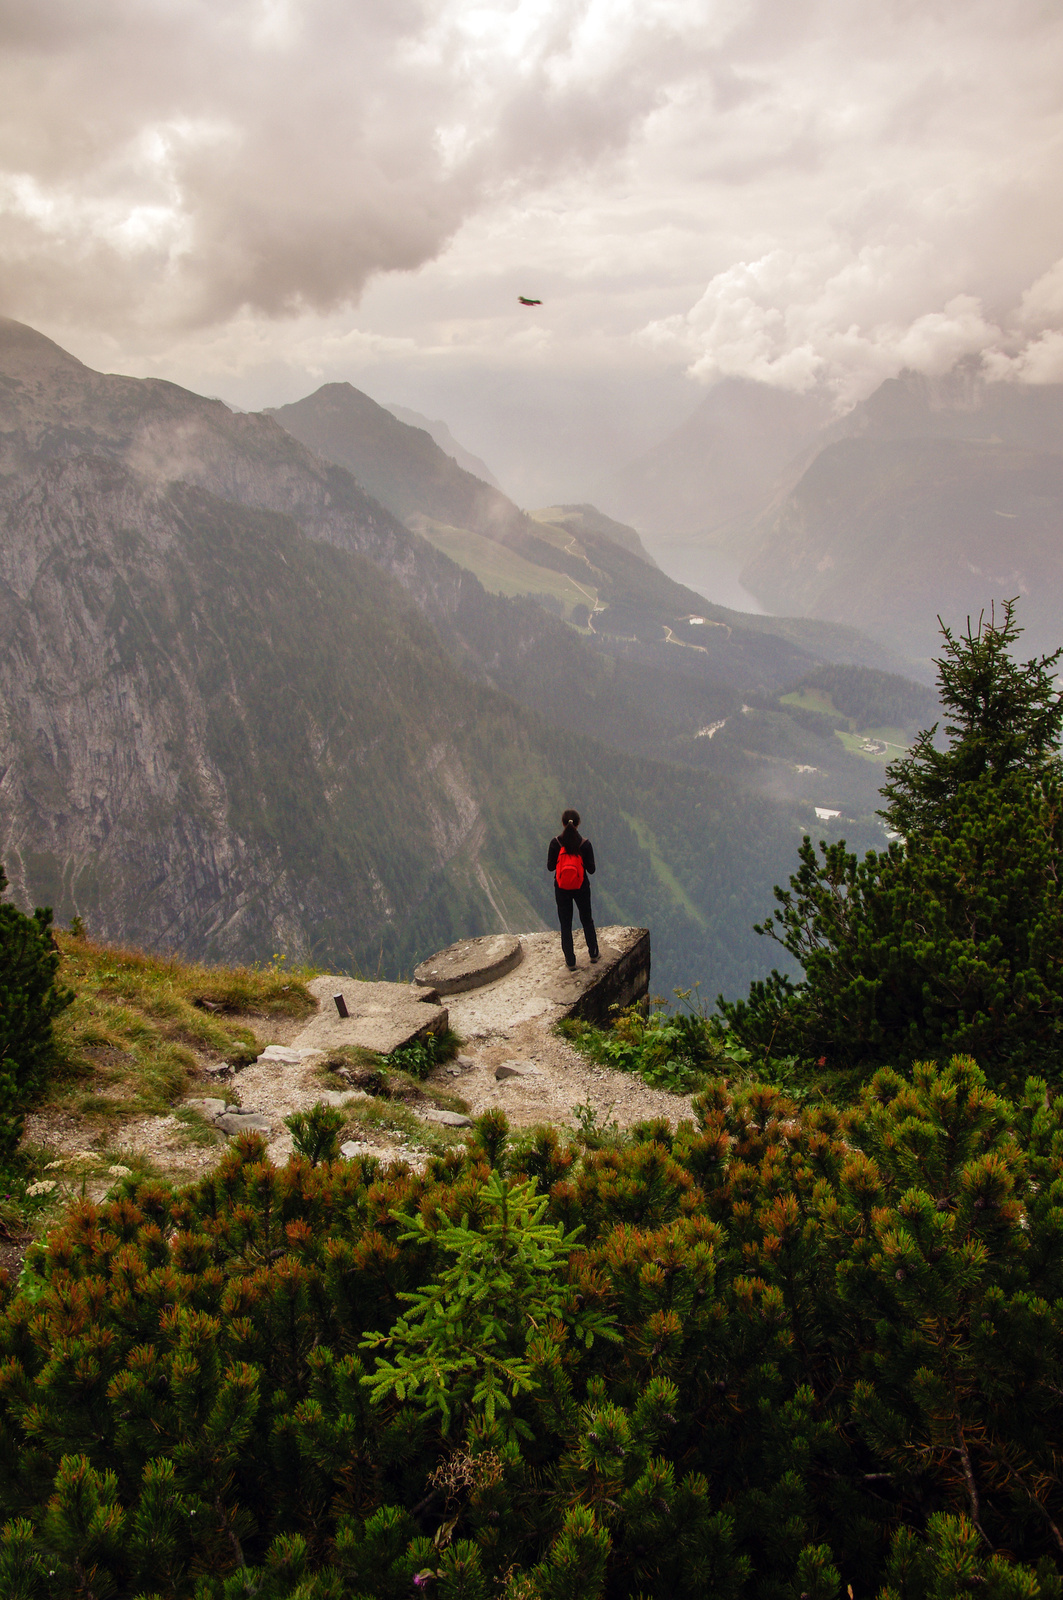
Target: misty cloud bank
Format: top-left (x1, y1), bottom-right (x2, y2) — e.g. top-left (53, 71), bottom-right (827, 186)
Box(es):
top-left (3, 0), bottom-right (1063, 408)
top-left (644, 253), bottom-right (1063, 408)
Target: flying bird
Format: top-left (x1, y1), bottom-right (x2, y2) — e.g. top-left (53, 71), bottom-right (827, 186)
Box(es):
top-left (518, 295), bottom-right (542, 306)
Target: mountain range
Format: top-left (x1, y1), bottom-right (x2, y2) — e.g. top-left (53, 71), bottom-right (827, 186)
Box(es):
top-left (4, 314), bottom-right (975, 999)
top-left (608, 362), bottom-right (1063, 666)
top-left (265, 371), bottom-right (932, 821)
top-left (0, 316), bottom-right (879, 999)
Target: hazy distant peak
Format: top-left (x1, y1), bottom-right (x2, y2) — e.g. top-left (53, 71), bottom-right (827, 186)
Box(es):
top-left (833, 360), bottom-right (1063, 451)
top-left (610, 375), bottom-right (831, 545)
top-left (268, 380), bottom-right (529, 544)
top-left (279, 380), bottom-right (390, 418)
top-left (383, 402), bottom-right (503, 490)
top-left (0, 317), bottom-right (91, 382)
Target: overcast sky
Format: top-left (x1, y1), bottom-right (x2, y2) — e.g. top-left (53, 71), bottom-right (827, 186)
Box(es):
top-left (4, 0), bottom-right (1063, 502)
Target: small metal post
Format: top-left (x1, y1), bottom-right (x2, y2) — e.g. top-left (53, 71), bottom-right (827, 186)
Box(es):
top-left (333, 992), bottom-right (349, 1018)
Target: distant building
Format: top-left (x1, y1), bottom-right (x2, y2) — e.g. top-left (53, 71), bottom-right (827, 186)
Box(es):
top-left (815, 806), bottom-right (841, 821)
top-left (688, 616), bottom-right (706, 625)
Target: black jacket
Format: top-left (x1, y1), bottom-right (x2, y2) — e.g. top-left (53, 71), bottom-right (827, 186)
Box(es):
top-left (547, 836), bottom-right (596, 881)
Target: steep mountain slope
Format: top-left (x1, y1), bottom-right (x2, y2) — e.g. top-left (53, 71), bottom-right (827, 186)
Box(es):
top-left (0, 322), bottom-right (895, 787)
top-left (0, 319), bottom-right (459, 620)
top-left (607, 363), bottom-right (1063, 647)
top-left (263, 361), bottom-right (927, 816)
top-left (0, 449), bottom-right (806, 995)
top-left (267, 373), bottom-right (911, 681)
top-left (268, 382), bottom-right (534, 548)
top-left (383, 401), bottom-right (504, 489)
top-left (741, 370), bottom-right (1063, 662)
top-left (0, 457), bottom-right (496, 963)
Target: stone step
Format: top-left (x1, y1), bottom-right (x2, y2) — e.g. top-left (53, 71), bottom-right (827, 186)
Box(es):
top-left (419, 1107), bottom-right (472, 1128)
top-left (494, 1060), bottom-right (542, 1081)
top-left (215, 1111), bottom-right (272, 1135)
top-left (290, 976), bottom-right (449, 1056)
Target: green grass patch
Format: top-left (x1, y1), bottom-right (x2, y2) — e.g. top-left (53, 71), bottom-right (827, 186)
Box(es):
top-left (339, 1099), bottom-right (461, 1154)
top-left (313, 1046), bottom-right (384, 1090)
top-left (412, 517), bottom-right (594, 616)
top-left (834, 726), bottom-right (909, 764)
top-left (49, 932), bottom-right (317, 1120)
top-left (780, 686), bottom-right (839, 717)
top-left (317, 1051), bottom-right (468, 1117)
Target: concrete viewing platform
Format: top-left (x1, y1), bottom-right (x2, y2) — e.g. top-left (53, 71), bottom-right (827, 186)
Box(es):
top-left (293, 976), bottom-right (449, 1056)
top-left (187, 926), bottom-right (657, 1161)
top-left (442, 927), bottom-right (650, 1039)
top-left (256, 926), bottom-right (651, 1063)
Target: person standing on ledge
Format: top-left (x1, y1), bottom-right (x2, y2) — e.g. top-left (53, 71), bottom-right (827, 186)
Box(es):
top-left (547, 808), bottom-right (600, 970)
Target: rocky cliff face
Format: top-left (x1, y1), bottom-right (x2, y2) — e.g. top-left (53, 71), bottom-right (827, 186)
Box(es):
top-left (0, 318), bottom-right (470, 627)
top-left (0, 453), bottom-right (512, 963)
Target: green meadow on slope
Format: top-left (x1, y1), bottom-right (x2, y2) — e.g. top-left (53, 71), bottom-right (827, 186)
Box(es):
top-left (409, 515), bottom-right (595, 616)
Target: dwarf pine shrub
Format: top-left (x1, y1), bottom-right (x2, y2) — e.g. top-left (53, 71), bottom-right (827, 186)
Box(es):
top-left (2, 1060), bottom-right (1063, 1596)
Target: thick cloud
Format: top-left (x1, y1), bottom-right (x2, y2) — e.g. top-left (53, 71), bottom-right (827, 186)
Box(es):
top-left (2, 0), bottom-right (1062, 420)
top-left (636, 0), bottom-right (1063, 402)
top-left (0, 0), bottom-right (716, 329)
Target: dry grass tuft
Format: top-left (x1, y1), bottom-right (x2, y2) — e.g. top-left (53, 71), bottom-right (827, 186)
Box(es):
top-left (48, 932), bottom-right (317, 1123)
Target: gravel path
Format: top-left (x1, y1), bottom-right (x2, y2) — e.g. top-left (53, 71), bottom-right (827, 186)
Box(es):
top-left (441, 1012), bottom-right (692, 1133)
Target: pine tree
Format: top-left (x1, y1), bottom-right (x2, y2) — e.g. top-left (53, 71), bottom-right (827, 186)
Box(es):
top-left (720, 602), bottom-right (1063, 1080)
top-left (0, 862), bottom-right (73, 1165)
top-left (880, 599), bottom-right (1063, 840)
top-left (5, 1087), bottom-right (1063, 1594)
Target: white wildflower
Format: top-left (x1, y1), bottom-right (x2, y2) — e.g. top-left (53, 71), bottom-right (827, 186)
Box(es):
top-left (108, 1165), bottom-right (132, 1178)
top-left (26, 1180), bottom-right (57, 1196)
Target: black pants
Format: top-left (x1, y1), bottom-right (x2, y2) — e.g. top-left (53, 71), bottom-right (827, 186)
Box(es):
top-left (555, 883), bottom-right (598, 964)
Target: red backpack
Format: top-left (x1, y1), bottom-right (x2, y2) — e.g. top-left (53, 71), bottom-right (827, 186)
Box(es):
top-left (555, 842), bottom-right (585, 891)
